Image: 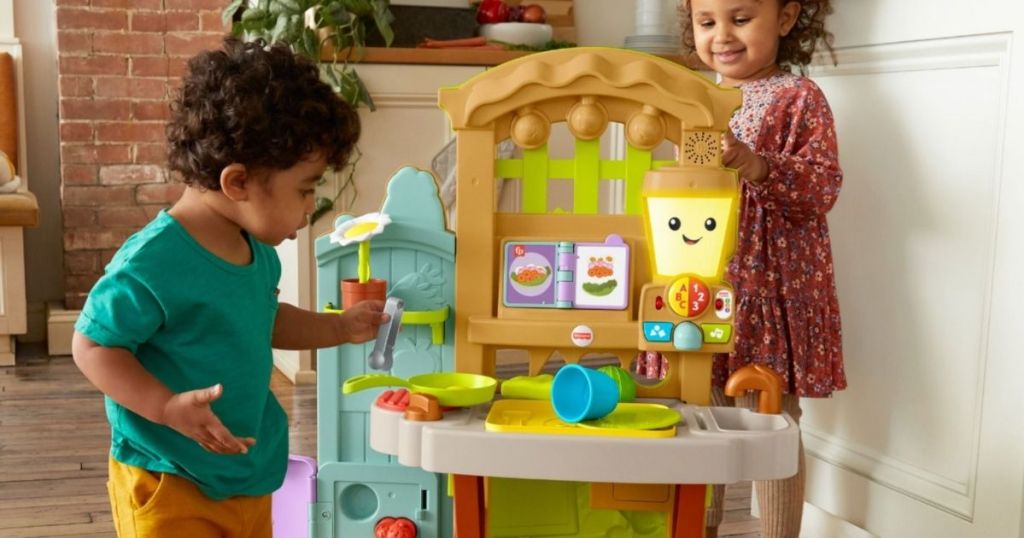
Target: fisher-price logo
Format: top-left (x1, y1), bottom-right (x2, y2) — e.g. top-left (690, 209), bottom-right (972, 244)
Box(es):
top-left (571, 325), bottom-right (594, 347)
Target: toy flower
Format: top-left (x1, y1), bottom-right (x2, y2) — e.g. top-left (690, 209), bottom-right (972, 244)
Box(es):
top-left (329, 212), bottom-right (392, 284)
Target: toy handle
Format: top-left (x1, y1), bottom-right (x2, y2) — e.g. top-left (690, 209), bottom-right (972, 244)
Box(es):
top-left (342, 374), bottom-right (410, 394)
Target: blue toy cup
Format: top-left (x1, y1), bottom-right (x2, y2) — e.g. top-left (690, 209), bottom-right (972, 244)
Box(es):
top-left (551, 364), bottom-right (620, 423)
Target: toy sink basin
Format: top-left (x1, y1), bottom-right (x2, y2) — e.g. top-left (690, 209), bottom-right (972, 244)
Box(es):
top-left (703, 406), bottom-right (789, 432)
top-left (343, 372), bottom-right (497, 407)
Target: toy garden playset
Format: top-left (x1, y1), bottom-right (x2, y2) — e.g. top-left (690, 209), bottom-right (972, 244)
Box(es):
top-left (278, 47), bottom-right (800, 538)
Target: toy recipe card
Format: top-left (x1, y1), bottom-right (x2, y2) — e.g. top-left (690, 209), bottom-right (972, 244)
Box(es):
top-left (503, 234), bottom-right (630, 310)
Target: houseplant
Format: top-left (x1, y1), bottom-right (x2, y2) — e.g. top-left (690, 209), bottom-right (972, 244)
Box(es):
top-left (224, 0), bottom-right (395, 222)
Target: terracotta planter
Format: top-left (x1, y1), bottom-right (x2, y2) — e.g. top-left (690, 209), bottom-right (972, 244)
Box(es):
top-left (341, 278), bottom-right (387, 309)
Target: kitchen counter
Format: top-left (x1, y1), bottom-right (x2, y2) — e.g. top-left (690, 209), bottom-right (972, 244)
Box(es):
top-left (324, 46), bottom-right (700, 68)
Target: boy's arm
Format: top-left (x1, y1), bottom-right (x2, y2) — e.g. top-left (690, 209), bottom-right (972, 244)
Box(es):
top-left (72, 331), bottom-right (254, 455)
top-left (272, 300), bottom-right (387, 350)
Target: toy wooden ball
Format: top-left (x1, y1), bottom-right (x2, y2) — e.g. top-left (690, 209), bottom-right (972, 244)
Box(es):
top-left (511, 108), bottom-right (551, 149)
top-left (567, 96), bottom-right (609, 140)
top-left (626, 105), bottom-right (666, 150)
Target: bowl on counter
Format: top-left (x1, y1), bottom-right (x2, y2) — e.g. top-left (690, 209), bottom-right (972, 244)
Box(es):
top-left (479, 22), bottom-right (553, 47)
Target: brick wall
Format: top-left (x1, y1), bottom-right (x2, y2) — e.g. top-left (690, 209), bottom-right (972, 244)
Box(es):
top-left (56, 0), bottom-right (227, 309)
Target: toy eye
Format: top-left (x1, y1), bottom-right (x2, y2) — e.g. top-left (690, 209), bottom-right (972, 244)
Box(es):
top-left (668, 217), bottom-right (681, 231)
top-left (704, 218), bottom-right (717, 231)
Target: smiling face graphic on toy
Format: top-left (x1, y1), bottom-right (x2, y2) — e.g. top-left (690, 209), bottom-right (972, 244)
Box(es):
top-left (646, 196), bottom-right (736, 281)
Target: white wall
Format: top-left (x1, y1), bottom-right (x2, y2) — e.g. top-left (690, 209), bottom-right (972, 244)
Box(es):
top-left (12, 0), bottom-right (62, 341)
top-left (801, 1), bottom-right (1024, 536)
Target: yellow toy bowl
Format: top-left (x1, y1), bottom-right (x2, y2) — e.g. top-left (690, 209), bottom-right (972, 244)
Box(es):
top-left (343, 372), bottom-right (497, 407)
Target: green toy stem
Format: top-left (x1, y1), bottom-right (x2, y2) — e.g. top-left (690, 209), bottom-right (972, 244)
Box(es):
top-left (357, 241), bottom-right (371, 284)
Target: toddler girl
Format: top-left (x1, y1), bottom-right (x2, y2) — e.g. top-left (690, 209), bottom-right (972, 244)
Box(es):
top-left (679, 0), bottom-right (846, 536)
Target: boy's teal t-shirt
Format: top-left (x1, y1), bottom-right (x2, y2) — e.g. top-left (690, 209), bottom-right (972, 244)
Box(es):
top-left (75, 210), bottom-right (288, 500)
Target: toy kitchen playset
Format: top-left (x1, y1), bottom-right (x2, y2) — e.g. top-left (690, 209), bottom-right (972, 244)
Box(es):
top-left (306, 48), bottom-right (799, 538)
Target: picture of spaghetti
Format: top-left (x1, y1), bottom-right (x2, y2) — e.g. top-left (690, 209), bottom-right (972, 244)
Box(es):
top-left (511, 264), bottom-right (551, 287)
top-left (508, 250), bottom-right (555, 298)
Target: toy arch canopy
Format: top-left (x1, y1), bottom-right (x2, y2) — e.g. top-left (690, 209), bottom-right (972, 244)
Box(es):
top-left (438, 47), bottom-right (740, 133)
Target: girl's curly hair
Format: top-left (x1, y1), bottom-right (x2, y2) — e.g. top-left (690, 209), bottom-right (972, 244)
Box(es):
top-left (678, 0), bottom-right (837, 74)
top-left (167, 37), bottom-right (360, 190)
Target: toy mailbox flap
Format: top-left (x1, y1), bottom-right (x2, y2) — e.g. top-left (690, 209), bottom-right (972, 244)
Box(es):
top-left (638, 165), bottom-right (740, 355)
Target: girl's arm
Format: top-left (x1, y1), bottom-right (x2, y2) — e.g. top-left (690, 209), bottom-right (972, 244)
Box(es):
top-left (72, 331), bottom-right (254, 454)
top-left (271, 300), bottom-right (387, 350)
top-left (747, 83), bottom-right (843, 219)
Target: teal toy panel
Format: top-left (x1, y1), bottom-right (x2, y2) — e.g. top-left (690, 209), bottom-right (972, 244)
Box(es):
top-left (314, 167), bottom-right (455, 538)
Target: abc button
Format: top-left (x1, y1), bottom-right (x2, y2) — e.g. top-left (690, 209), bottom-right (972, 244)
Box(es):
top-left (642, 322), bottom-right (673, 343)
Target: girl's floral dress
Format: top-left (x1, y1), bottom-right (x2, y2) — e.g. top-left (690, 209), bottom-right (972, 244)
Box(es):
top-left (712, 71), bottom-right (847, 397)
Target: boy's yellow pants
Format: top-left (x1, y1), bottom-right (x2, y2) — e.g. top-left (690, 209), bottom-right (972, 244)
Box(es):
top-left (107, 457), bottom-right (271, 538)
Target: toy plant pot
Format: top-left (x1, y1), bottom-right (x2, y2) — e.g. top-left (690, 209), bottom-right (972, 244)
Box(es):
top-left (343, 372), bottom-right (497, 407)
top-left (340, 278), bottom-right (387, 309)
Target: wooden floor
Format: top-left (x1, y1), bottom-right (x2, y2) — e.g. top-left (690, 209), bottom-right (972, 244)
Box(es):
top-left (0, 344), bottom-right (761, 537)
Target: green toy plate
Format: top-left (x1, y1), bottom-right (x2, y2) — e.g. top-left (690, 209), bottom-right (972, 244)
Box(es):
top-left (579, 403), bottom-right (682, 431)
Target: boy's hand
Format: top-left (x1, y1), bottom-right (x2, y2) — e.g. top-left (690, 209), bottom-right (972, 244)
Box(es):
top-left (336, 300), bottom-right (389, 344)
top-left (160, 384), bottom-right (256, 455)
top-left (722, 130), bottom-right (768, 184)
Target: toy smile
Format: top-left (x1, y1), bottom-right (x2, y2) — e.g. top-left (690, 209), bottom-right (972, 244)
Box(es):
top-left (682, 234), bottom-right (701, 245)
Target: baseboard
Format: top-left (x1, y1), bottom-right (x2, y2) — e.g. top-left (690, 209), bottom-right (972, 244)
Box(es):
top-left (272, 349), bottom-right (317, 385)
top-left (46, 301), bottom-right (78, 356)
top-left (749, 486), bottom-right (875, 538)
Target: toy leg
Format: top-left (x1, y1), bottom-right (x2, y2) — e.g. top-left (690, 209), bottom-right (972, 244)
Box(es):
top-left (453, 474), bottom-right (486, 538)
top-left (672, 484), bottom-right (706, 538)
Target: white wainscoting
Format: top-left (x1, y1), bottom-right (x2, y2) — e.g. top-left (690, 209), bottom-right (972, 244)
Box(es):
top-left (801, 32), bottom-right (1012, 525)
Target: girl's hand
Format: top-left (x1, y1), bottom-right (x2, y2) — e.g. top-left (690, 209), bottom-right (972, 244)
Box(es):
top-left (722, 130), bottom-right (769, 184)
top-left (337, 300), bottom-right (389, 344)
top-left (160, 384), bottom-right (255, 455)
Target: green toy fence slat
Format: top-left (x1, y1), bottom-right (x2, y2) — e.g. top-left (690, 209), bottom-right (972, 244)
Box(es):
top-left (601, 159), bottom-right (625, 179)
top-left (625, 144), bottom-right (653, 215)
top-left (496, 159), bottom-right (522, 178)
top-left (573, 138), bottom-right (600, 214)
top-left (549, 159), bottom-right (574, 178)
top-left (522, 145), bottom-right (549, 213)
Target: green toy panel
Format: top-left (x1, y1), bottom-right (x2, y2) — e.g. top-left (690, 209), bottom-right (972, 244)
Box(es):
top-left (489, 479), bottom-right (667, 537)
top-left (495, 142), bottom-right (677, 215)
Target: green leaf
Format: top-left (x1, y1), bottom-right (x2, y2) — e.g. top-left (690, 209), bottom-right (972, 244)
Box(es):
top-left (270, 14), bottom-right (290, 42)
top-left (222, 0), bottom-right (244, 28)
top-left (241, 7), bottom-right (268, 22)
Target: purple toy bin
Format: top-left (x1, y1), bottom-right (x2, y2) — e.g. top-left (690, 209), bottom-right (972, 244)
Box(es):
top-left (272, 455), bottom-right (317, 538)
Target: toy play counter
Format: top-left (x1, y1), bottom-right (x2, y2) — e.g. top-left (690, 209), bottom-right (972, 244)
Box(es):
top-left (371, 398), bottom-right (798, 484)
top-left (369, 395), bottom-right (799, 537)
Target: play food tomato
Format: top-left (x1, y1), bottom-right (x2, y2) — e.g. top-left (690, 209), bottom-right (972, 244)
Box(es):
top-left (521, 3), bottom-right (546, 23)
top-left (476, 0), bottom-right (510, 23)
top-left (375, 517), bottom-right (417, 538)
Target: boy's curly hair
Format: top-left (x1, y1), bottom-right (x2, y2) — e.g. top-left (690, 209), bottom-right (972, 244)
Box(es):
top-left (167, 37), bottom-right (360, 190)
top-left (678, 0), bottom-right (836, 73)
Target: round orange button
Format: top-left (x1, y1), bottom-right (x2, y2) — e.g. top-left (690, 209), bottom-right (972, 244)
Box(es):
top-left (666, 276), bottom-right (711, 318)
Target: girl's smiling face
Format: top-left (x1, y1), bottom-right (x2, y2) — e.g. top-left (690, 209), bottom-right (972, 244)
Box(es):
top-left (690, 0), bottom-right (801, 86)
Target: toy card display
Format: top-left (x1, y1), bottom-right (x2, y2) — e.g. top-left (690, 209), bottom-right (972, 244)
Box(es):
top-left (503, 235), bottom-right (630, 310)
